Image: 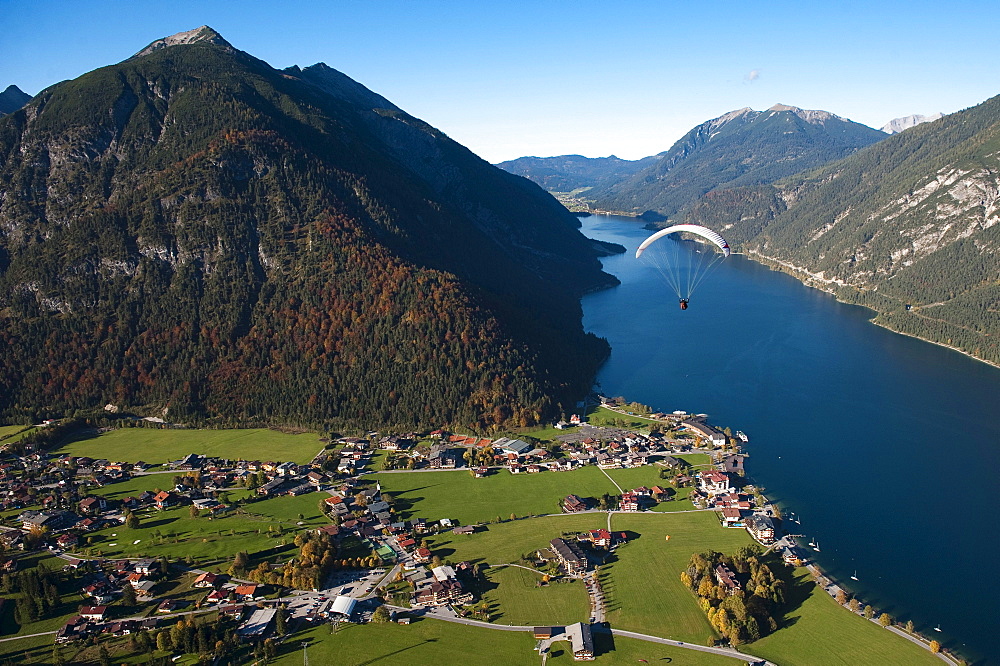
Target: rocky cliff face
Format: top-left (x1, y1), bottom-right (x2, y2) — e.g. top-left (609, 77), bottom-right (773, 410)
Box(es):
top-left (681, 95), bottom-right (1000, 364)
top-left (880, 112), bottom-right (945, 134)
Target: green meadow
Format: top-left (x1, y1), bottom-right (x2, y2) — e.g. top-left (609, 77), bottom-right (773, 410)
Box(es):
top-left (376, 466), bottom-right (620, 525)
top-left (58, 427), bottom-right (324, 464)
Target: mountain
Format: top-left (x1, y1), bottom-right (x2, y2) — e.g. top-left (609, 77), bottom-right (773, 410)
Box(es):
top-left (679, 95), bottom-right (1000, 364)
top-left (583, 104), bottom-right (887, 219)
top-left (0, 27), bottom-right (618, 429)
top-left (496, 154), bottom-right (660, 193)
top-left (880, 112), bottom-right (944, 134)
top-left (0, 85), bottom-right (31, 115)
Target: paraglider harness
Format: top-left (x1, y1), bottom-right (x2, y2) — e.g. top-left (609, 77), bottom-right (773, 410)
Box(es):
top-left (679, 299), bottom-right (689, 310)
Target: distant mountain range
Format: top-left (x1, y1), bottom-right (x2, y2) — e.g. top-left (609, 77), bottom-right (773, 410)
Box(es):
top-left (880, 112), bottom-right (944, 134)
top-left (678, 97), bottom-right (1000, 364)
top-left (0, 27), bottom-right (617, 428)
top-left (495, 154), bottom-right (660, 193)
top-left (500, 104), bottom-right (887, 220)
top-left (0, 85), bottom-right (30, 115)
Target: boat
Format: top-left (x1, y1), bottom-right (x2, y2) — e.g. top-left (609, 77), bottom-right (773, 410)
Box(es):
top-left (812, 541), bottom-right (820, 552)
top-left (934, 625), bottom-right (942, 632)
top-left (807, 537), bottom-right (816, 547)
top-left (850, 570), bottom-right (858, 581)
top-left (736, 431), bottom-right (748, 442)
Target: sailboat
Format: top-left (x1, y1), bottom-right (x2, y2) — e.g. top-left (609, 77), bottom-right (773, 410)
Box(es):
top-left (807, 537), bottom-right (816, 547)
top-left (812, 540), bottom-right (820, 552)
top-left (934, 624), bottom-right (942, 632)
top-left (850, 570), bottom-right (858, 581)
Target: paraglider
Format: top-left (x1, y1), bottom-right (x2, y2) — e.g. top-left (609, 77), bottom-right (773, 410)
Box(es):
top-left (634, 224), bottom-right (730, 308)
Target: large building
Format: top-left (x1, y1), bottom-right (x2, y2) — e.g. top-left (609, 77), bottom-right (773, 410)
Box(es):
top-left (549, 538), bottom-right (588, 575)
top-left (564, 622), bottom-right (595, 661)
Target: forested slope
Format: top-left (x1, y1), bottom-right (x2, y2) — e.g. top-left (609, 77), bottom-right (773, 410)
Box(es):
top-left (680, 99), bottom-right (1000, 363)
top-left (0, 28), bottom-right (616, 429)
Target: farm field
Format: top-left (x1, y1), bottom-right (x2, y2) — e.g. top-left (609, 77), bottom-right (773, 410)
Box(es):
top-left (427, 514), bottom-right (605, 566)
top-left (270, 620), bottom-right (743, 666)
top-left (746, 568), bottom-right (941, 666)
top-left (78, 491), bottom-right (329, 565)
top-left (480, 565), bottom-right (589, 626)
top-left (376, 466), bottom-right (619, 524)
top-left (600, 511), bottom-right (753, 643)
top-left (58, 428), bottom-right (324, 464)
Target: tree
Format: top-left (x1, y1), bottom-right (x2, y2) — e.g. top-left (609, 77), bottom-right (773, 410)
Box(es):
top-left (905, 619), bottom-right (914, 634)
top-left (848, 598), bottom-right (861, 612)
top-left (835, 589), bottom-right (849, 605)
top-left (51, 646), bottom-right (66, 666)
top-left (372, 605), bottom-right (391, 623)
top-left (121, 583), bottom-right (138, 606)
top-left (98, 645), bottom-right (111, 666)
top-left (156, 630), bottom-right (172, 652)
top-left (189, 505), bottom-right (200, 519)
top-left (275, 607), bottom-right (287, 635)
top-left (864, 605), bottom-right (875, 619)
top-left (126, 512), bottom-right (140, 529)
top-left (930, 640), bottom-right (940, 653)
top-left (878, 612), bottom-right (892, 627)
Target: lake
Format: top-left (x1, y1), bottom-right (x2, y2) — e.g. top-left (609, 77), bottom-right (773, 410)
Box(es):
top-left (579, 214), bottom-right (999, 664)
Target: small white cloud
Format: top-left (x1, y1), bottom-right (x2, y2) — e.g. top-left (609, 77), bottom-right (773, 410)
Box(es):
top-left (747, 69), bottom-right (760, 82)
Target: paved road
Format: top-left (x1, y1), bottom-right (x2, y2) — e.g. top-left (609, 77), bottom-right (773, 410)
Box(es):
top-left (611, 628), bottom-right (774, 664)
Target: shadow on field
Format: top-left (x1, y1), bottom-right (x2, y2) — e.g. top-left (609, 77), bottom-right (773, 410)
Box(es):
top-left (356, 638), bottom-right (438, 664)
top-left (591, 625), bottom-right (617, 657)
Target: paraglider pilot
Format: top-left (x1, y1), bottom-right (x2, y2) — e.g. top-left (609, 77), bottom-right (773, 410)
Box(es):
top-left (679, 299), bottom-right (689, 310)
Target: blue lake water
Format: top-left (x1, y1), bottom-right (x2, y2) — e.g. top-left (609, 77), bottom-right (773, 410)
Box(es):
top-left (579, 214), bottom-right (999, 663)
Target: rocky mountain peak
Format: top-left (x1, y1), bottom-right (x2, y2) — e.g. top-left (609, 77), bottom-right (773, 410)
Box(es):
top-left (767, 103), bottom-right (846, 125)
top-left (131, 26), bottom-right (233, 59)
top-left (0, 84), bottom-right (31, 115)
top-left (880, 113), bottom-right (945, 134)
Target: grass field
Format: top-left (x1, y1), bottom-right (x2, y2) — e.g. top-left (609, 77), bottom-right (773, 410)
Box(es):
top-left (481, 566), bottom-right (589, 626)
top-left (0, 425), bottom-right (31, 440)
top-left (270, 619), bottom-right (744, 666)
top-left (377, 466), bottom-right (621, 524)
top-left (746, 568), bottom-right (941, 666)
top-left (601, 511), bottom-right (753, 643)
top-left (78, 490), bottom-right (329, 565)
top-left (427, 514), bottom-right (606, 565)
top-left (58, 427), bottom-right (324, 464)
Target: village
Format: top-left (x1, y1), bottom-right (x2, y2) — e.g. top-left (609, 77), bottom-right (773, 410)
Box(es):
top-left (0, 399), bottom-right (808, 664)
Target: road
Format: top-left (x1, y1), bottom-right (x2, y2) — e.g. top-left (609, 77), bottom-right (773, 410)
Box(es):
top-left (611, 628), bottom-right (775, 665)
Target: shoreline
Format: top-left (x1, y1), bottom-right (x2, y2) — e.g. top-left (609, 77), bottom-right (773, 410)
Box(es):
top-left (593, 400), bottom-right (960, 664)
top-left (741, 249), bottom-right (1000, 371)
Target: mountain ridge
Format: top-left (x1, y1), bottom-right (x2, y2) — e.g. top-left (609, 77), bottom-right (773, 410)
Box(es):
top-left (0, 28), bottom-right (617, 428)
top-left (582, 104), bottom-right (887, 218)
top-left (0, 85), bottom-right (31, 115)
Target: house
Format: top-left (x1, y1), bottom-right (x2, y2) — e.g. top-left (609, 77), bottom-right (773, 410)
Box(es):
top-left (233, 584), bottom-right (259, 600)
top-left (257, 478), bottom-right (286, 497)
top-left (619, 492), bottom-right (640, 512)
top-left (79, 605), bottom-right (108, 621)
top-left (414, 547), bottom-right (432, 564)
top-left (715, 563), bottom-right (741, 594)
top-left (549, 538), bottom-right (588, 575)
top-left (193, 572), bottom-right (220, 588)
top-left (564, 622), bottom-right (595, 661)
top-left (206, 589), bottom-right (228, 604)
top-left (78, 496), bottom-right (106, 516)
top-left (135, 559), bottom-right (158, 575)
top-left (563, 495), bottom-right (588, 513)
top-left (56, 533), bottom-right (78, 549)
top-left (719, 507), bottom-right (743, 526)
top-left (699, 470), bottom-right (732, 496)
top-left (452, 525), bottom-right (476, 535)
top-left (586, 529), bottom-right (612, 548)
top-left (153, 491), bottom-right (175, 510)
top-left (745, 514), bottom-right (776, 544)
top-left (473, 467), bottom-right (489, 478)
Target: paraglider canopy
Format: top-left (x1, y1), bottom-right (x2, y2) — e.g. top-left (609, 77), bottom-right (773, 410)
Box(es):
top-left (634, 224), bottom-right (731, 302)
top-left (635, 224), bottom-right (730, 259)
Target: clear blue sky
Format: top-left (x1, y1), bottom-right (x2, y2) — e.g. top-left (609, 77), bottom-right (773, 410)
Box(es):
top-left (2, 0), bottom-right (997, 162)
